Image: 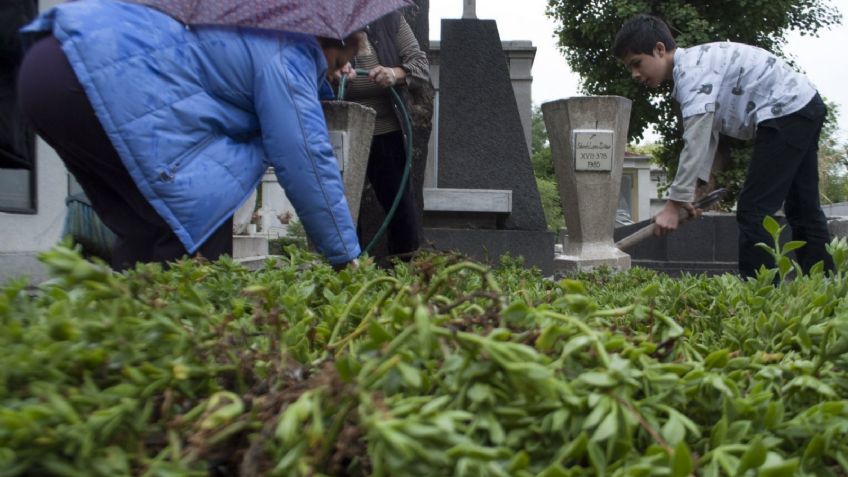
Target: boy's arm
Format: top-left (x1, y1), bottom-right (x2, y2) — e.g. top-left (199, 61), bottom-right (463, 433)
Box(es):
top-left (654, 112), bottom-right (719, 235)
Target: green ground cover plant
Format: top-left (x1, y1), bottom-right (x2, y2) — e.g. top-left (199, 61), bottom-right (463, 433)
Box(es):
top-left (1, 222), bottom-right (847, 476)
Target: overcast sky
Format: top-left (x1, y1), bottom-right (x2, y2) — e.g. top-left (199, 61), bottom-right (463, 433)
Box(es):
top-left (428, 0), bottom-right (848, 142)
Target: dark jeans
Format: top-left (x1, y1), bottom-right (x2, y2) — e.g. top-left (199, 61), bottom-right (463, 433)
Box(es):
top-left (737, 93), bottom-right (833, 278)
top-left (362, 130), bottom-right (420, 255)
top-left (17, 36), bottom-right (232, 271)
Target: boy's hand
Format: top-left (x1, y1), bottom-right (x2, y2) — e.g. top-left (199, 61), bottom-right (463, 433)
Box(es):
top-left (653, 200), bottom-right (697, 236)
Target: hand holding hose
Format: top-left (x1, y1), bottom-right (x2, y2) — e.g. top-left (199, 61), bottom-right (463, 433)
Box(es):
top-left (369, 65), bottom-right (402, 88)
top-left (333, 62), bottom-right (357, 83)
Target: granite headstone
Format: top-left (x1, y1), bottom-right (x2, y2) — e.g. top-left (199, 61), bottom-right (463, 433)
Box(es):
top-left (435, 18), bottom-right (547, 232)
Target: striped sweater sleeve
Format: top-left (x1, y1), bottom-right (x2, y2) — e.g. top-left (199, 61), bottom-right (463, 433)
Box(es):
top-left (395, 16), bottom-right (429, 90)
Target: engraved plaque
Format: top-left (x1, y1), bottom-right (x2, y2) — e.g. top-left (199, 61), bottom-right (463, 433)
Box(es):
top-left (573, 129), bottom-right (613, 172)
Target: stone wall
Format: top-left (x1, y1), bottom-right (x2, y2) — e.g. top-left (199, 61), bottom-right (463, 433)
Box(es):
top-left (613, 213), bottom-right (848, 276)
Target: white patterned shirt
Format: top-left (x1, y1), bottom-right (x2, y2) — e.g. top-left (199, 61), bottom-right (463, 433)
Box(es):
top-left (666, 42), bottom-right (817, 202)
top-left (672, 41), bottom-right (816, 140)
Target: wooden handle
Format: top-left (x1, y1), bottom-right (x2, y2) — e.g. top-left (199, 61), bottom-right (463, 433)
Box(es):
top-left (615, 223), bottom-right (657, 251)
top-left (615, 206), bottom-right (691, 251)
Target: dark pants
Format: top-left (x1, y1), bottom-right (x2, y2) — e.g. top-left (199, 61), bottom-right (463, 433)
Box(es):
top-left (737, 93), bottom-right (833, 278)
top-left (362, 130), bottom-right (420, 255)
top-left (17, 36), bottom-right (232, 271)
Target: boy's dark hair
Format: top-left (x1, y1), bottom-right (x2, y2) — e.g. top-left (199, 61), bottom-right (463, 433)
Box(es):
top-left (612, 14), bottom-right (676, 59)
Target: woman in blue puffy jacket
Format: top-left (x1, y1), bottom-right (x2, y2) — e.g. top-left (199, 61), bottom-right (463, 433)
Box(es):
top-left (17, 0), bottom-right (362, 270)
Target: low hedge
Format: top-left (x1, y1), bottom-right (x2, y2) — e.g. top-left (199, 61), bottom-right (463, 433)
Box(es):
top-left (1, 221), bottom-right (847, 476)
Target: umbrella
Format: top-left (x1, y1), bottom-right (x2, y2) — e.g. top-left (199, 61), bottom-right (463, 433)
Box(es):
top-left (125, 0), bottom-right (415, 40)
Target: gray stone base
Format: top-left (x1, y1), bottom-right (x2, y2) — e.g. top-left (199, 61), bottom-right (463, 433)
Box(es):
top-left (233, 235), bottom-right (269, 260)
top-left (422, 228), bottom-right (555, 275)
top-left (553, 251), bottom-right (631, 273)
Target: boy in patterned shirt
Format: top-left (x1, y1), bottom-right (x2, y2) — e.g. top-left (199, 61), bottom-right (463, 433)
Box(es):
top-left (613, 14), bottom-right (833, 278)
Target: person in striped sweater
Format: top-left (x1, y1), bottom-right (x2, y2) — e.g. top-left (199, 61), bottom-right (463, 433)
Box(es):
top-left (342, 11), bottom-right (431, 260)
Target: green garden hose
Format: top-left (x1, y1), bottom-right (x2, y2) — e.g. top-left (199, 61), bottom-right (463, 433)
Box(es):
top-left (338, 69), bottom-right (414, 255)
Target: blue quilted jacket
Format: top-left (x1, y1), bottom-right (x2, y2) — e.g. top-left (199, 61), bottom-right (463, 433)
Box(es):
top-left (23, 0), bottom-right (361, 265)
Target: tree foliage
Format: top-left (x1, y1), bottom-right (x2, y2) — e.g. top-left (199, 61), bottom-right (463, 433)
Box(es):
top-left (545, 0), bottom-right (842, 195)
top-left (819, 103), bottom-right (848, 203)
top-left (531, 105), bottom-right (555, 180)
top-left (530, 106), bottom-right (563, 231)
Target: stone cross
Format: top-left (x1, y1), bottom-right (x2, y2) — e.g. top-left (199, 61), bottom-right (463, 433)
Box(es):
top-left (462, 0), bottom-right (476, 19)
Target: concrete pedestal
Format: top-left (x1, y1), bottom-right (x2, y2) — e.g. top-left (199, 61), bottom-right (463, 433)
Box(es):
top-left (542, 96), bottom-right (632, 272)
top-left (554, 245), bottom-right (631, 273)
top-left (322, 101), bottom-right (376, 225)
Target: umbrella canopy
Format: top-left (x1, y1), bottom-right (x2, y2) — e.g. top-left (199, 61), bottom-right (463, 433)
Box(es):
top-left (125, 0), bottom-right (415, 40)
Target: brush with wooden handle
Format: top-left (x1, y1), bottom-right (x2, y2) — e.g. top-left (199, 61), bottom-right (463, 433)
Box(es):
top-left (615, 188), bottom-right (728, 251)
